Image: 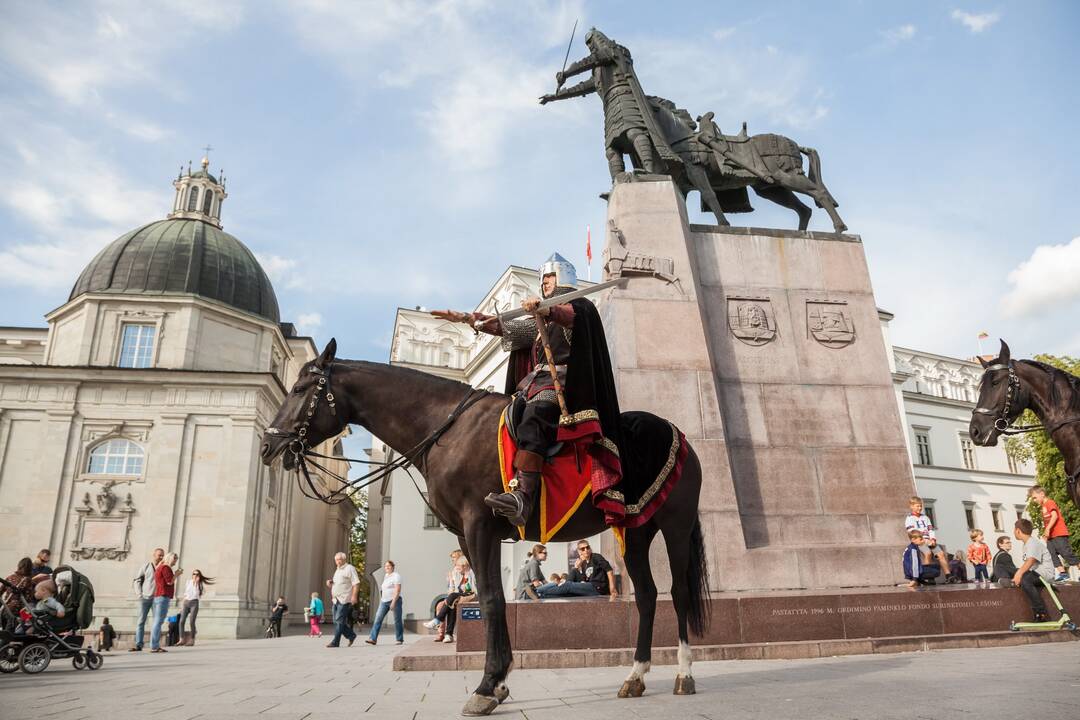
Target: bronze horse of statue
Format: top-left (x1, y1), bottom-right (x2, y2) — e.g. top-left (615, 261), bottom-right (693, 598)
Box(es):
top-left (260, 339), bottom-right (711, 717)
top-left (970, 339), bottom-right (1080, 508)
top-left (648, 99), bottom-right (847, 233)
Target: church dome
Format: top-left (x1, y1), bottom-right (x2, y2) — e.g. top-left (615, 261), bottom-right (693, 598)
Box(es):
top-left (69, 218), bottom-right (280, 323)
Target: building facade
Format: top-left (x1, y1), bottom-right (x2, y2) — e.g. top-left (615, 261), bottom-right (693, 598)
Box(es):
top-left (365, 266), bottom-right (610, 623)
top-left (0, 160), bottom-right (354, 638)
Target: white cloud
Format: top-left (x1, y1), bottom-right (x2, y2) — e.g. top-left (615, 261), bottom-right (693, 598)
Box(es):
top-left (295, 312), bottom-right (323, 335)
top-left (256, 254), bottom-right (297, 283)
top-left (882, 24), bottom-right (917, 43)
top-left (1001, 236), bottom-right (1080, 318)
top-left (0, 121), bottom-right (161, 290)
top-left (713, 27), bottom-right (736, 41)
top-left (951, 9), bottom-right (1001, 34)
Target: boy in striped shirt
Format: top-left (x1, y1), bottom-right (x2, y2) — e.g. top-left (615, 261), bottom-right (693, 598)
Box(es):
top-left (905, 496), bottom-right (953, 581)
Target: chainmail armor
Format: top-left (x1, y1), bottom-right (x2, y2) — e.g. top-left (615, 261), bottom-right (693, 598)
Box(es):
top-left (527, 389), bottom-right (560, 405)
top-left (500, 317), bottom-right (537, 352)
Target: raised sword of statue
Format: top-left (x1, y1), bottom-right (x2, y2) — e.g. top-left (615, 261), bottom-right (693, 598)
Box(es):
top-left (554, 19), bottom-right (577, 90)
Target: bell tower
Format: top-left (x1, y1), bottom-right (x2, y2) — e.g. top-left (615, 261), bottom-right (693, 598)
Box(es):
top-left (168, 153), bottom-right (227, 228)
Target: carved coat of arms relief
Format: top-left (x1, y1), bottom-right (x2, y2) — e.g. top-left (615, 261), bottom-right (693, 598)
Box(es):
top-left (726, 296), bottom-right (776, 346)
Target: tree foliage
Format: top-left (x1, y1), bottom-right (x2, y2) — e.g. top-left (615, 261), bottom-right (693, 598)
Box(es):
top-left (1003, 353), bottom-right (1080, 558)
top-left (348, 490), bottom-right (370, 610)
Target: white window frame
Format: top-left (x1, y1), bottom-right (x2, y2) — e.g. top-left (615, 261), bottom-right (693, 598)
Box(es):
top-left (117, 323), bottom-right (157, 368)
top-left (86, 438), bottom-right (145, 476)
top-left (913, 427), bottom-right (932, 466)
top-left (959, 434), bottom-right (977, 470)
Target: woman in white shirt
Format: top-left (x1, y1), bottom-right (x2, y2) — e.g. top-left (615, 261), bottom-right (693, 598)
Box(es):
top-left (365, 561), bottom-right (403, 645)
top-left (178, 569), bottom-right (213, 646)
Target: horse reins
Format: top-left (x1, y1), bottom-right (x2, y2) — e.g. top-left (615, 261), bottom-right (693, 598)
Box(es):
top-left (265, 363), bottom-right (490, 525)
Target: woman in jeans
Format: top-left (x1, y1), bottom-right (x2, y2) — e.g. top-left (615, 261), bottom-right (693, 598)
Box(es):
top-left (365, 561), bottom-right (403, 646)
top-left (178, 569), bottom-right (214, 646)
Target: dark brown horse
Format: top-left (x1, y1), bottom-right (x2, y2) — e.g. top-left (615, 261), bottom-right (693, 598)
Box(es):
top-left (260, 339), bottom-right (711, 716)
top-left (970, 339), bottom-right (1080, 507)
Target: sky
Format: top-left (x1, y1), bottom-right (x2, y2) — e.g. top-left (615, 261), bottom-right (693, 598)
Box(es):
top-left (2, 0), bottom-right (1079, 369)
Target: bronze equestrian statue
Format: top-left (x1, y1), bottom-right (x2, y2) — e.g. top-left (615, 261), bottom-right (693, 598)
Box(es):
top-left (970, 340), bottom-right (1080, 510)
top-left (261, 257), bottom-right (712, 716)
top-left (541, 28), bottom-right (847, 233)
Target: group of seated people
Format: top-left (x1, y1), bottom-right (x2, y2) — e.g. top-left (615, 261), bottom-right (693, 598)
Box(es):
top-left (2, 552), bottom-right (70, 636)
top-left (423, 549), bottom-right (476, 643)
top-left (516, 541), bottom-right (618, 600)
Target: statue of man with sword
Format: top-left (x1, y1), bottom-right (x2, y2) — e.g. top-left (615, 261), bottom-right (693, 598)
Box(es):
top-left (432, 255), bottom-right (624, 527)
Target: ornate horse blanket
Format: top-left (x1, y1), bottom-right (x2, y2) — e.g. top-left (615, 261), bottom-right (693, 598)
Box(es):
top-left (499, 406), bottom-right (688, 549)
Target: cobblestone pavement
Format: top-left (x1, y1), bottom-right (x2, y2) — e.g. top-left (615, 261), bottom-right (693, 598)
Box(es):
top-left (4, 631), bottom-right (1079, 720)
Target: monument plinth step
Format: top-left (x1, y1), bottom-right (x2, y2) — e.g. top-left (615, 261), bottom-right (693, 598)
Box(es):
top-left (449, 584), bottom-right (1080, 653)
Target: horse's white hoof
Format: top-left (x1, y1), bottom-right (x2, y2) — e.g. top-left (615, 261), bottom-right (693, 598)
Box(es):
top-left (462, 694), bottom-right (499, 716)
top-left (673, 675), bottom-right (696, 695)
top-left (617, 678), bottom-right (645, 698)
top-left (494, 683), bottom-right (510, 703)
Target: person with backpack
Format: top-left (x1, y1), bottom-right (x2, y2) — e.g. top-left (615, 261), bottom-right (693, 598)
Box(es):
top-left (129, 547), bottom-right (164, 652)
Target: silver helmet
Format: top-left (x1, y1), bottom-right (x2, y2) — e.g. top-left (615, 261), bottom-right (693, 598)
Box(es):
top-left (539, 253), bottom-right (577, 292)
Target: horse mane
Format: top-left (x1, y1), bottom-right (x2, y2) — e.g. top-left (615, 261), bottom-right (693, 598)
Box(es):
top-left (1018, 359), bottom-right (1080, 414)
top-left (333, 359), bottom-right (493, 395)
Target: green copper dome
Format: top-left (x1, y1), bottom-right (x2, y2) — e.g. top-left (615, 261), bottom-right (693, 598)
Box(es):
top-left (70, 218), bottom-right (280, 322)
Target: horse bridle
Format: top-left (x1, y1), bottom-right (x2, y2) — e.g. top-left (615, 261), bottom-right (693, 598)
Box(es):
top-left (974, 360), bottom-right (1080, 437)
top-left (973, 361), bottom-right (1028, 434)
top-left (265, 364), bottom-right (336, 465)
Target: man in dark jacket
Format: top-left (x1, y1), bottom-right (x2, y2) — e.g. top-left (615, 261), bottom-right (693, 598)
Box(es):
top-left (992, 535), bottom-right (1020, 586)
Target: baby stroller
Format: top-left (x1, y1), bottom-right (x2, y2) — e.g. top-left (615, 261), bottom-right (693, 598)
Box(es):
top-left (0, 566), bottom-right (102, 674)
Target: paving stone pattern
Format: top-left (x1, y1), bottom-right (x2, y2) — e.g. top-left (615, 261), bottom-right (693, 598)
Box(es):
top-left (4, 631), bottom-right (1079, 719)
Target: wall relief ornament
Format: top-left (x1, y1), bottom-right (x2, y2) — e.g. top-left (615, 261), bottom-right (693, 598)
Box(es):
top-left (70, 483), bottom-right (136, 561)
top-left (603, 219), bottom-right (684, 292)
top-left (806, 300), bottom-right (856, 348)
top-left (727, 296), bottom-right (776, 346)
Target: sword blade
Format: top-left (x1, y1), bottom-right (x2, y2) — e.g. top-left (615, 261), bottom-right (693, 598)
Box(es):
top-left (561, 19), bottom-right (578, 74)
top-left (497, 277), bottom-right (626, 323)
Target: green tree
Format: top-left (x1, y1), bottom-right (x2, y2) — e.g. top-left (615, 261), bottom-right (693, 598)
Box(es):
top-left (348, 490), bottom-right (370, 612)
top-left (1004, 353), bottom-right (1080, 559)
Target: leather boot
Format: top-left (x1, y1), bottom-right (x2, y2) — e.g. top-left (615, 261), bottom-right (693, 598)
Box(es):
top-left (485, 450), bottom-right (543, 526)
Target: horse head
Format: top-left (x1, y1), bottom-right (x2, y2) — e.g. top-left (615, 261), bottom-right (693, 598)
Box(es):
top-left (261, 338), bottom-right (348, 471)
top-left (970, 339), bottom-right (1022, 447)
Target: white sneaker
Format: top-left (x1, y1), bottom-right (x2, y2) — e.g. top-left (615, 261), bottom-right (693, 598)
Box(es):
top-left (442, 634), bottom-right (454, 643)
top-left (422, 619), bottom-right (440, 629)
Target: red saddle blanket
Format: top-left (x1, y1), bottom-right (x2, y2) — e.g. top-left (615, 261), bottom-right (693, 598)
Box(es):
top-left (498, 411), bottom-right (594, 544)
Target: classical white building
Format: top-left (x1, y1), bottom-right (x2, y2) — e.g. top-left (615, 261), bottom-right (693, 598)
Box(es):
top-left (365, 266), bottom-right (610, 624)
top-left (0, 159), bottom-right (354, 638)
top-left (892, 345), bottom-right (1035, 558)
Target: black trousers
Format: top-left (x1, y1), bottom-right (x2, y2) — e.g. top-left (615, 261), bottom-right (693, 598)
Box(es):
top-left (516, 400), bottom-right (560, 456)
top-left (1019, 570), bottom-right (1048, 615)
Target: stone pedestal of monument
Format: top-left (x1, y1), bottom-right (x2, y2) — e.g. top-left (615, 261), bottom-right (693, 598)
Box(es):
top-left (598, 179), bottom-right (914, 592)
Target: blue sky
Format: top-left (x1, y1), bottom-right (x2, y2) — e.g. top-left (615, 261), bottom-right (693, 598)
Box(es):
top-left (2, 1), bottom-right (1079, 365)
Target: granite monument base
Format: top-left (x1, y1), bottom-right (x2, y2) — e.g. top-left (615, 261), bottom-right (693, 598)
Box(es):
top-left (392, 584), bottom-right (1079, 670)
top-left (597, 179), bottom-right (916, 592)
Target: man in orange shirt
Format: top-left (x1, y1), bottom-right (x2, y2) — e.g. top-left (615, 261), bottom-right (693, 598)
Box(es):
top-left (1030, 485), bottom-right (1078, 582)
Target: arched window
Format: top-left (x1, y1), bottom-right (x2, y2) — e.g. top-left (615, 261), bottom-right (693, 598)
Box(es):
top-left (87, 439), bottom-right (144, 475)
top-left (187, 186), bottom-right (200, 211)
top-left (202, 189), bottom-right (213, 214)
top-left (440, 338), bottom-right (454, 366)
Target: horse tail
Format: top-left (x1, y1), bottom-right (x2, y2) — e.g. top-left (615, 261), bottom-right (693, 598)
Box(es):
top-left (800, 145), bottom-right (822, 186)
top-left (686, 516), bottom-right (712, 637)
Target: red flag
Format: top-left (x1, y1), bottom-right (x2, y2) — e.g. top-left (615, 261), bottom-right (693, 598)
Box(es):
top-left (586, 225), bottom-right (592, 263)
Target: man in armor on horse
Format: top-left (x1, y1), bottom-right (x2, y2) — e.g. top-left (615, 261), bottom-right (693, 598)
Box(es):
top-left (432, 254), bottom-right (622, 527)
